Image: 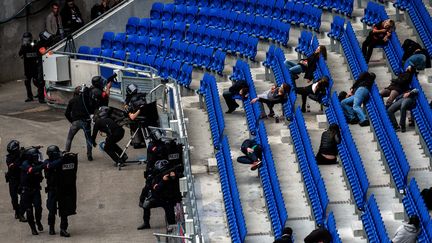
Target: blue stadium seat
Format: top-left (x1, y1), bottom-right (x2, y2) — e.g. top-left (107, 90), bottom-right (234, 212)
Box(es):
top-left (113, 50), bottom-right (126, 65)
top-left (78, 46), bottom-right (91, 60)
top-left (89, 47), bottom-right (101, 61)
top-left (209, 28), bottom-right (222, 47)
top-left (185, 24), bottom-right (197, 43)
top-left (221, 0), bottom-right (233, 10)
top-left (185, 6), bottom-right (198, 24)
top-left (172, 22), bottom-right (185, 40)
top-left (226, 12), bottom-right (238, 30)
top-left (150, 2), bottom-right (164, 19)
top-left (170, 61), bottom-right (182, 79)
top-left (162, 3), bottom-right (175, 21)
top-left (194, 25), bottom-right (206, 44)
top-left (245, 0), bottom-right (257, 14)
top-left (112, 32), bottom-right (126, 50)
top-left (159, 39), bottom-right (172, 58)
top-left (159, 59), bottom-right (172, 79)
top-left (176, 42), bottom-right (188, 62)
top-left (173, 4), bottom-right (186, 22)
top-left (233, 0), bottom-right (246, 12)
top-left (201, 48), bottom-right (213, 67)
top-left (101, 49), bottom-right (113, 63)
top-left (201, 28), bottom-right (212, 47)
top-left (244, 15), bottom-right (254, 35)
top-left (153, 57), bottom-right (164, 72)
top-left (135, 36), bottom-right (149, 54)
top-left (126, 17), bottom-right (140, 35)
top-left (126, 51), bottom-right (139, 67)
top-left (101, 32), bottom-right (115, 50)
top-left (125, 34), bottom-right (137, 52)
top-left (148, 37), bottom-right (161, 55)
top-left (219, 30), bottom-right (230, 49)
top-left (197, 7), bottom-right (210, 26)
top-left (235, 13), bottom-right (247, 33)
top-left (161, 21), bottom-right (174, 39)
top-left (194, 46), bottom-right (205, 66)
top-left (185, 44), bottom-right (197, 64)
top-left (138, 18), bottom-right (150, 36)
top-left (228, 32), bottom-right (240, 53)
top-left (207, 8), bottom-right (219, 27)
top-left (144, 55), bottom-right (157, 67)
top-left (150, 19), bottom-right (163, 37)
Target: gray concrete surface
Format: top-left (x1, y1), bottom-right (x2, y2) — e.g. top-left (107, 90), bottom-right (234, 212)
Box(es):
top-left (0, 80), bottom-right (169, 242)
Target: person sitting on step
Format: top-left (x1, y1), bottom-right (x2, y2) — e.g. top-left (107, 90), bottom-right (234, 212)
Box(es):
top-left (295, 76), bottom-right (329, 113)
top-left (251, 83), bottom-right (291, 119)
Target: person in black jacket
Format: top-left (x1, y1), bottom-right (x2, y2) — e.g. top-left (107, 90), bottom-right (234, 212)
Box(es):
top-left (341, 72), bottom-right (376, 126)
top-left (362, 19), bottom-right (395, 63)
top-left (223, 79), bottom-right (249, 113)
top-left (5, 140), bottom-right (27, 222)
top-left (61, 0), bottom-right (84, 35)
top-left (274, 227), bottom-right (293, 243)
top-left (91, 107), bottom-right (127, 166)
top-left (387, 88), bottom-right (418, 133)
top-left (20, 148), bottom-right (45, 235)
top-left (295, 76), bottom-right (329, 112)
top-left (91, 0), bottom-right (110, 20)
top-left (251, 83), bottom-right (291, 119)
top-left (285, 45), bottom-right (327, 84)
top-left (304, 227), bottom-right (332, 243)
top-left (402, 39), bottom-right (431, 71)
top-left (316, 124), bottom-right (341, 165)
top-left (237, 138), bottom-right (263, 171)
top-left (380, 66), bottom-right (415, 107)
top-left (18, 32), bottom-right (45, 103)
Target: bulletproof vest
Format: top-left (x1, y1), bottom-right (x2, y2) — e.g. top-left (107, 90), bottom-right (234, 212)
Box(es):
top-left (20, 161), bottom-right (44, 189)
top-left (6, 151), bottom-right (23, 179)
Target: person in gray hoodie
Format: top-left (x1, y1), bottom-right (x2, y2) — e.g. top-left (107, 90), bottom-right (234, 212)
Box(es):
top-left (392, 216), bottom-right (420, 243)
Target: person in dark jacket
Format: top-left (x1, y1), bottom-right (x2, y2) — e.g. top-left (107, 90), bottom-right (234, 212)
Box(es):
top-left (91, 107), bottom-right (127, 166)
top-left (223, 79), bottom-right (249, 113)
top-left (20, 148), bottom-right (45, 235)
top-left (61, 0), bottom-right (84, 35)
top-left (402, 39), bottom-right (431, 71)
top-left (91, 0), bottom-right (110, 20)
top-left (387, 88), bottom-right (418, 133)
top-left (392, 216), bottom-right (420, 243)
top-left (5, 140), bottom-right (27, 222)
top-left (18, 32), bottom-right (45, 103)
top-left (295, 76), bottom-right (329, 112)
top-left (362, 19), bottom-right (395, 63)
top-left (251, 83), bottom-right (291, 119)
top-left (237, 138), bottom-right (263, 170)
top-left (285, 45), bottom-right (327, 83)
top-left (274, 227), bottom-right (293, 243)
top-left (421, 187), bottom-right (432, 210)
top-left (304, 227), bottom-right (332, 243)
top-left (380, 67), bottom-right (415, 107)
top-left (341, 72), bottom-right (376, 126)
top-left (316, 124), bottom-right (341, 165)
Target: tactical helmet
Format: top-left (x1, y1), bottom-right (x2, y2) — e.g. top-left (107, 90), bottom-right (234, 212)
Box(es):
top-left (24, 148), bottom-right (40, 162)
top-left (126, 83), bottom-right (138, 96)
top-left (149, 129), bottom-right (163, 142)
top-left (91, 76), bottom-right (105, 90)
top-left (46, 145), bottom-right (61, 160)
top-left (7, 140), bottom-right (20, 153)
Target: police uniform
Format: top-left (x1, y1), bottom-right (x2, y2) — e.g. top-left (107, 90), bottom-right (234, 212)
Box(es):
top-left (91, 116), bottom-right (126, 164)
top-left (18, 40), bottom-right (45, 102)
top-left (5, 148), bottom-right (26, 219)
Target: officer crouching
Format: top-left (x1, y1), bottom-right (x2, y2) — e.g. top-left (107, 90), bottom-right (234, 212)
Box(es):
top-left (43, 145), bottom-right (78, 237)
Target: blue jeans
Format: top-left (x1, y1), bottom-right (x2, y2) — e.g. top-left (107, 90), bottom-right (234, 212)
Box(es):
top-left (406, 54), bottom-right (426, 71)
top-left (284, 60), bottom-right (303, 74)
top-left (387, 97), bottom-right (415, 128)
top-left (341, 87), bottom-right (369, 122)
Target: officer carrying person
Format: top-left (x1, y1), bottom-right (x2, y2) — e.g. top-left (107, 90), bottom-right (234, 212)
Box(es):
top-left (43, 145), bottom-right (78, 237)
top-left (18, 32), bottom-right (45, 103)
top-left (20, 147), bottom-right (45, 235)
top-left (5, 140), bottom-right (27, 222)
top-left (91, 106), bottom-right (128, 167)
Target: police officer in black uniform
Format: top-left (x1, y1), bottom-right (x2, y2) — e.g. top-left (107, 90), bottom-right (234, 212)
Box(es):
top-left (18, 32), bottom-right (45, 103)
top-left (125, 84), bottom-right (147, 149)
top-left (91, 106), bottom-right (127, 166)
top-left (5, 140), bottom-right (27, 222)
top-left (43, 145), bottom-right (77, 237)
top-left (20, 147), bottom-right (44, 235)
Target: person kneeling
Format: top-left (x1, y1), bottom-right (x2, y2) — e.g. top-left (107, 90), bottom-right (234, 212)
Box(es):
top-left (316, 124), bottom-right (340, 165)
top-left (237, 139), bottom-right (263, 171)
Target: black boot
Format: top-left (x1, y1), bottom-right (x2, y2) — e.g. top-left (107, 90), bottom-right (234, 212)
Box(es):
top-left (137, 222), bottom-right (151, 230)
top-left (49, 225), bottom-right (56, 235)
top-left (30, 225), bottom-right (39, 235)
top-left (36, 221), bottom-right (43, 231)
top-left (60, 229), bottom-right (70, 237)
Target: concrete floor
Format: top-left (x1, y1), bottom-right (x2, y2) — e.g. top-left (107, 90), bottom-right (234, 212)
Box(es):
top-left (0, 80), bottom-right (168, 242)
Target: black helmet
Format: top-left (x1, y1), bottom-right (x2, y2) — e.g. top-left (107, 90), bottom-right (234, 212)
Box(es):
top-left (22, 32), bottom-right (33, 39)
top-left (126, 84), bottom-right (138, 96)
top-left (24, 148), bottom-right (40, 162)
top-left (91, 76), bottom-right (105, 90)
top-left (46, 145), bottom-right (61, 160)
top-left (7, 140), bottom-right (20, 153)
top-left (149, 129), bottom-right (163, 142)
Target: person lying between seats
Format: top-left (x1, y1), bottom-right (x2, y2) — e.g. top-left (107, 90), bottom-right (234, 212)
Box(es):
top-left (284, 45), bottom-right (327, 84)
top-left (223, 79), bottom-right (249, 114)
top-left (316, 124), bottom-right (341, 165)
top-left (237, 139), bottom-right (263, 171)
top-left (251, 83), bottom-right (291, 119)
top-left (387, 88), bottom-right (418, 133)
top-left (380, 66), bottom-right (415, 107)
top-left (341, 71), bottom-right (376, 126)
top-left (362, 19), bottom-right (395, 63)
top-left (295, 76), bottom-right (329, 113)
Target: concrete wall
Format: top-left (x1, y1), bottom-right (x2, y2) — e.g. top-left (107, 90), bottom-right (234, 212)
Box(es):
top-left (0, 0), bottom-right (120, 83)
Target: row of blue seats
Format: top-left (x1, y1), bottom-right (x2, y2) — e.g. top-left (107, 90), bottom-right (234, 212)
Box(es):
top-left (263, 45), bottom-right (297, 120)
top-left (289, 107), bottom-right (329, 226)
top-left (125, 19), bottom-right (187, 40)
top-left (327, 16), bottom-right (345, 40)
top-left (295, 0), bottom-right (353, 16)
top-left (184, 24), bottom-right (259, 59)
top-left (325, 212), bottom-right (342, 243)
top-left (342, 21), bottom-right (411, 191)
top-left (232, 60), bottom-right (288, 238)
top-left (362, 3), bottom-right (432, 156)
top-left (396, 0), bottom-right (432, 57)
top-left (168, 1), bottom-right (322, 32)
top-left (402, 178), bottom-right (432, 242)
top-left (150, 3), bottom-right (291, 45)
top-left (325, 93), bottom-right (369, 209)
top-left (360, 195), bottom-right (391, 242)
top-left (360, 1), bottom-right (385, 26)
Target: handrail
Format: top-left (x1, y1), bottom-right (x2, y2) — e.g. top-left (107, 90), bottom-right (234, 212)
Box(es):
top-left (52, 50), bottom-right (159, 74)
top-left (153, 233), bottom-right (193, 240)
